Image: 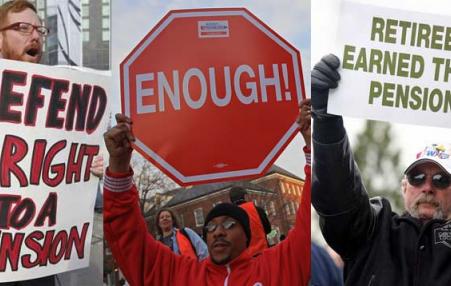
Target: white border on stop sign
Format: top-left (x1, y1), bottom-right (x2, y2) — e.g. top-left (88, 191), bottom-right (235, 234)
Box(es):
top-left (121, 9), bottom-right (304, 184)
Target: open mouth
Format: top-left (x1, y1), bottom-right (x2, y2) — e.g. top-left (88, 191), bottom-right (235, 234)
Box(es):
top-left (26, 48), bottom-right (39, 57)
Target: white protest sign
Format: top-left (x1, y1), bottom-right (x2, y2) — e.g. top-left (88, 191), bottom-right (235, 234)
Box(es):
top-left (0, 59), bottom-right (110, 282)
top-left (328, 1), bottom-right (451, 128)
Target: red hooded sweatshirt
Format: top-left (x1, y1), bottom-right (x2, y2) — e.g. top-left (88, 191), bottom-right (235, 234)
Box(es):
top-left (104, 149), bottom-right (310, 286)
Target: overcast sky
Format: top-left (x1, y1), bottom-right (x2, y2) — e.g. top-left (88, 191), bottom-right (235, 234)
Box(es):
top-left (112, 0), bottom-right (311, 178)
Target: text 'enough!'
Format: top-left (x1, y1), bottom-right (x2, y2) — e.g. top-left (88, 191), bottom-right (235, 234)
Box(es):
top-left (134, 63), bottom-right (296, 113)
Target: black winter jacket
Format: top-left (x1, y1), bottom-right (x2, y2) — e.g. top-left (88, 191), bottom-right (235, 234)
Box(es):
top-left (312, 133), bottom-right (451, 286)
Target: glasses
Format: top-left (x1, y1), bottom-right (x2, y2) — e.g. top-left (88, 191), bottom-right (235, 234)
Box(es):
top-left (205, 219), bottom-right (237, 233)
top-left (406, 171), bottom-right (450, 189)
top-left (0, 22), bottom-right (49, 36)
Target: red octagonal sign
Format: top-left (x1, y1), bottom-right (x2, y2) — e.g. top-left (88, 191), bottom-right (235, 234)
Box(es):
top-left (121, 8), bottom-right (305, 186)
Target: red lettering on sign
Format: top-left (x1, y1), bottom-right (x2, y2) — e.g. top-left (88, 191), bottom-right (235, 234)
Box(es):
top-left (0, 136), bottom-right (99, 188)
top-left (0, 223), bottom-right (89, 271)
top-left (0, 71), bottom-right (107, 134)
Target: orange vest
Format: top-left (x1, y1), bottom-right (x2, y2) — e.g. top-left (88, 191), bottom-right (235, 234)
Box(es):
top-left (240, 202), bottom-right (268, 256)
top-left (175, 229), bottom-right (197, 259)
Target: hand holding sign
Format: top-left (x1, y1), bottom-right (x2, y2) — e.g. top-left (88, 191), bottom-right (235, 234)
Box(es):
top-left (90, 155), bottom-right (104, 178)
top-left (311, 54), bottom-right (340, 117)
top-left (298, 99), bottom-right (312, 147)
top-left (297, 99), bottom-right (312, 148)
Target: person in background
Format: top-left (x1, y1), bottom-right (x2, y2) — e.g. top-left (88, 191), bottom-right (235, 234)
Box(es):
top-left (229, 186), bottom-right (271, 256)
top-left (311, 242), bottom-right (344, 286)
top-left (90, 155), bottom-right (105, 213)
top-left (155, 208), bottom-right (209, 260)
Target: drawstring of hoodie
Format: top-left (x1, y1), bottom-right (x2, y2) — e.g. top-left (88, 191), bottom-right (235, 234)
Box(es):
top-left (223, 264), bottom-right (231, 286)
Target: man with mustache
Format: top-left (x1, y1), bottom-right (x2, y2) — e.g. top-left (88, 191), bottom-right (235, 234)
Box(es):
top-left (103, 109), bottom-right (311, 285)
top-left (311, 54), bottom-right (451, 285)
top-left (0, 1), bottom-right (53, 286)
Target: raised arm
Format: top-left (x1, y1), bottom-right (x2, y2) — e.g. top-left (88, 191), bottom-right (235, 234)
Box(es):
top-left (257, 99), bottom-right (311, 286)
top-left (103, 114), bottom-right (198, 285)
top-left (311, 55), bottom-right (376, 258)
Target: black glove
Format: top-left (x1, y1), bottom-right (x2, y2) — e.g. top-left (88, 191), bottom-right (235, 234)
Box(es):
top-left (311, 54), bottom-right (346, 143)
top-left (311, 54), bottom-right (341, 118)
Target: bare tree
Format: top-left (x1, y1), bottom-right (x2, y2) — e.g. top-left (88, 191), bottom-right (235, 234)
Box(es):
top-left (131, 154), bottom-right (178, 216)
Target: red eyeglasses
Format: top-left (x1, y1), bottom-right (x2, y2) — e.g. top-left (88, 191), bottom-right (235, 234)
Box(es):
top-left (0, 22), bottom-right (49, 36)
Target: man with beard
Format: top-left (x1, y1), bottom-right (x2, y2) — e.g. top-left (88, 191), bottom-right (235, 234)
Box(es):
top-left (0, 1), bottom-right (51, 285)
top-left (311, 54), bottom-right (451, 285)
top-left (0, 0), bottom-right (46, 63)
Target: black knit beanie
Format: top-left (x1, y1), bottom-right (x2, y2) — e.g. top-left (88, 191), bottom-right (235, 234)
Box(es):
top-left (203, 203), bottom-right (251, 246)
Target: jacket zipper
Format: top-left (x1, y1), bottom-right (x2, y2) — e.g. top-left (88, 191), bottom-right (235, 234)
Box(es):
top-left (368, 275), bottom-right (375, 286)
top-left (224, 264), bottom-right (231, 286)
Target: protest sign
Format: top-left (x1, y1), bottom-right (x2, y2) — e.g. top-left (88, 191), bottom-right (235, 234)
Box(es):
top-left (121, 8), bottom-right (305, 186)
top-left (0, 59), bottom-right (110, 282)
top-left (328, 1), bottom-right (451, 128)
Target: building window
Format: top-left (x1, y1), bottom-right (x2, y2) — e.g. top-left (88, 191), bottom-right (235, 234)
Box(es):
top-left (102, 4), bottom-right (110, 16)
top-left (82, 5), bottom-right (89, 17)
top-left (83, 30), bottom-right (90, 42)
top-left (38, 11), bottom-right (45, 20)
top-left (36, 0), bottom-right (44, 9)
top-left (82, 0), bottom-right (90, 4)
top-left (280, 182), bottom-right (285, 194)
top-left (102, 30), bottom-right (110, 42)
top-left (269, 201), bottom-right (276, 216)
top-left (290, 201), bottom-right (296, 214)
top-left (285, 204), bottom-right (291, 216)
top-left (194, 208), bottom-right (204, 227)
top-left (102, 0), bottom-right (110, 3)
top-left (82, 18), bottom-right (89, 29)
top-left (102, 17), bottom-right (110, 29)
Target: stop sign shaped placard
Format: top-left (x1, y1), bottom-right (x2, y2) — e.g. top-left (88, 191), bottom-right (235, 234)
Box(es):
top-left (121, 8), bottom-right (305, 186)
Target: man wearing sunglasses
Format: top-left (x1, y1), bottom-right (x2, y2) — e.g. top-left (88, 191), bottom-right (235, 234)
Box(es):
top-left (311, 54), bottom-right (451, 285)
top-left (0, 0), bottom-right (47, 63)
top-left (102, 111), bottom-right (311, 286)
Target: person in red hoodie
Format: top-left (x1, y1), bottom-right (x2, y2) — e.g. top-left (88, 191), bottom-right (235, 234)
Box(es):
top-left (103, 102), bottom-right (311, 286)
top-left (229, 186), bottom-right (271, 256)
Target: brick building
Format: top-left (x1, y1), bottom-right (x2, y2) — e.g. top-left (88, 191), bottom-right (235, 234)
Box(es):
top-left (146, 165), bottom-right (305, 245)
